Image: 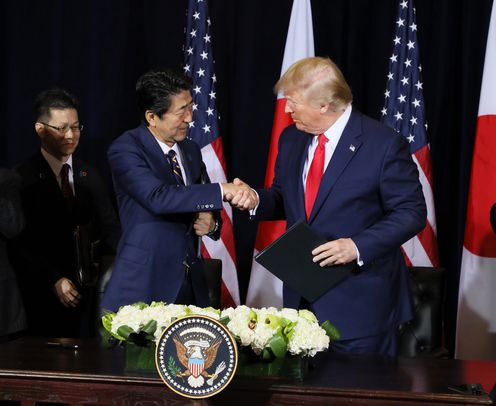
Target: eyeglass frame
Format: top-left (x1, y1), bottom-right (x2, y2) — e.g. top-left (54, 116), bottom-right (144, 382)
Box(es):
top-left (40, 122), bottom-right (84, 133)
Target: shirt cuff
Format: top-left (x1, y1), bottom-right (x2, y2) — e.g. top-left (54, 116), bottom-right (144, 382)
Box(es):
top-left (352, 240), bottom-right (364, 266)
top-left (249, 189), bottom-right (260, 216)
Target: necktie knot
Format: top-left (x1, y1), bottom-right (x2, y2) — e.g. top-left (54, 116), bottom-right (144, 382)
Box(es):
top-left (317, 133), bottom-right (328, 148)
top-left (61, 163), bottom-right (70, 176)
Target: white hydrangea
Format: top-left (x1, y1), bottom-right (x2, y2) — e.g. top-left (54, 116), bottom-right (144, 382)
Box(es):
top-left (107, 303), bottom-right (332, 357)
top-left (288, 317), bottom-right (330, 357)
top-left (224, 305), bottom-right (255, 346)
top-left (144, 304), bottom-right (189, 341)
top-left (110, 305), bottom-right (144, 335)
top-left (280, 307), bottom-right (299, 321)
top-left (187, 305), bottom-right (220, 320)
top-left (251, 322), bottom-right (276, 354)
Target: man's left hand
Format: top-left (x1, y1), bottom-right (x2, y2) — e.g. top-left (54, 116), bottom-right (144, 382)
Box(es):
top-left (312, 238), bottom-right (357, 266)
top-left (194, 212), bottom-right (216, 236)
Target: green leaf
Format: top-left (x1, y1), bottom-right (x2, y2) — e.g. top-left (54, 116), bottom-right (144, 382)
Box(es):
top-left (267, 332), bottom-right (288, 358)
top-left (321, 320), bottom-right (341, 341)
top-left (101, 312), bottom-right (126, 341)
top-left (150, 301), bottom-right (166, 307)
top-left (116, 325), bottom-right (135, 340)
top-left (141, 320), bottom-right (157, 335)
top-left (219, 316), bottom-right (231, 326)
top-left (134, 302), bottom-right (148, 310)
top-left (261, 348), bottom-right (273, 361)
top-left (168, 356), bottom-right (181, 377)
top-left (283, 321), bottom-right (297, 340)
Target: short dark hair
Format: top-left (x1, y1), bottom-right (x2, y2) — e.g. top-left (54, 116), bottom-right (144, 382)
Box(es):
top-left (135, 69), bottom-right (192, 124)
top-left (34, 88), bottom-right (79, 122)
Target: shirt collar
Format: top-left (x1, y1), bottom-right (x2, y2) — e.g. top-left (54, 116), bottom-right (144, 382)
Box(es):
top-left (41, 148), bottom-right (73, 176)
top-left (155, 138), bottom-right (180, 156)
top-left (322, 104), bottom-right (352, 141)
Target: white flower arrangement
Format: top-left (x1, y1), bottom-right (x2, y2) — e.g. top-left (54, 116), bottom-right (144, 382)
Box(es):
top-left (102, 302), bottom-right (340, 359)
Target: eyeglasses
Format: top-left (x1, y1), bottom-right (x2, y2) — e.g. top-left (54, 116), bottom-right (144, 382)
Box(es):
top-left (41, 123), bottom-right (84, 133)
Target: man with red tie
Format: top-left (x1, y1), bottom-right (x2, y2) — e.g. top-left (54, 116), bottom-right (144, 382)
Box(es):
top-left (9, 89), bottom-right (121, 337)
top-left (230, 57), bottom-right (426, 356)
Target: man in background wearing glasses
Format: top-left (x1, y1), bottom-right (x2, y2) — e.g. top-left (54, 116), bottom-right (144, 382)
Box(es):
top-left (8, 88), bottom-right (120, 338)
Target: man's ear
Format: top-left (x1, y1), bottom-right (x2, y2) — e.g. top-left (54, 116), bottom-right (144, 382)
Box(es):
top-left (145, 110), bottom-right (156, 127)
top-left (320, 103), bottom-right (330, 114)
top-left (34, 122), bottom-right (44, 138)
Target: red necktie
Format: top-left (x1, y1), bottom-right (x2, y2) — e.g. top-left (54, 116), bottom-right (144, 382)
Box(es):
top-left (60, 163), bottom-right (74, 203)
top-left (305, 134), bottom-right (328, 219)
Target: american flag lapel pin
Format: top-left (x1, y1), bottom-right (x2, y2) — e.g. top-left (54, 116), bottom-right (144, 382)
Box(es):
top-left (349, 144), bottom-right (356, 152)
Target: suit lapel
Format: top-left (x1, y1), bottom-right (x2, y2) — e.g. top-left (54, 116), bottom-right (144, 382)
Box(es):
top-left (290, 134), bottom-right (311, 218)
top-left (137, 125), bottom-right (177, 184)
top-left (308, 110), bottom-right (363, 223)
top-left (177, 142), bottom-right (196, 185)
top-left (33, 152), bottom-right (64, 200)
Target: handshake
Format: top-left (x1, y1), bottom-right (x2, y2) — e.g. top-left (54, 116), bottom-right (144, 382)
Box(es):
top-left (222, 178), bottom-right (259, 211)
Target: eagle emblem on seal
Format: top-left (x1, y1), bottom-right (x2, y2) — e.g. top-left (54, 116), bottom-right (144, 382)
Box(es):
top-left (172, 333), bottom-right (226, 387)
top-left (156, 316), bottom-right (237, 399)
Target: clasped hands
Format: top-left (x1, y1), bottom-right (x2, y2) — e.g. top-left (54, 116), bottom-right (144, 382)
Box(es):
top-left (222, 178), bottom-right (357, 267)
top-left (222, 178), bottom-right (259, 211)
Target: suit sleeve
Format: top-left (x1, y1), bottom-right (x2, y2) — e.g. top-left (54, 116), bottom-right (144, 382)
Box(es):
top-left (108, 136), bottom-right (223, 216)
top-left (352, 134), bottom-right (427, 263)
top-left (200, 161), bottom-right (223, 241)
top-left (253, 133), bottom-right (288, 221)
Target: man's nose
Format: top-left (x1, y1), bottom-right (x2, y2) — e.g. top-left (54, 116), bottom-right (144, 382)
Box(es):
top-left (184, 109), bottom-right (193, 123)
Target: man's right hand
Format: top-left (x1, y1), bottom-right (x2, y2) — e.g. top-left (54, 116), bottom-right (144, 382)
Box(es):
top-left (53, 277), bottom-right (82, 308)
top-left (222, 178), bottom-right (259, 210)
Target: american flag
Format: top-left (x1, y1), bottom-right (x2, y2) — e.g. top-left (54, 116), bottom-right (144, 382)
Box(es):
top-left (184, 0), bottom-right (240, 307)
top-left (381, 0), bottom-right (439, 267)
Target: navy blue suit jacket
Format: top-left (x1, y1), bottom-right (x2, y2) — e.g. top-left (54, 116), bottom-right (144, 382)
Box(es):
top-left (256, 109), bottom-right (426, 340)
top-left (101, 125), bottom-right (223, 311)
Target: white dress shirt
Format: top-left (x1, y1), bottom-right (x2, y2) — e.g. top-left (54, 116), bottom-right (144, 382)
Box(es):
top-left (41, 148), bottom-right (74, 194)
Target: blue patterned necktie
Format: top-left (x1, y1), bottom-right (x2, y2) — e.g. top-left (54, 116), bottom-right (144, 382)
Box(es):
top-left (167, 150), bottom-right (185, 185)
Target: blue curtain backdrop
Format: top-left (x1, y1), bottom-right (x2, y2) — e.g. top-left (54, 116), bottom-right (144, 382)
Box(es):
top-left (1, 0), bottom-right (493, 354)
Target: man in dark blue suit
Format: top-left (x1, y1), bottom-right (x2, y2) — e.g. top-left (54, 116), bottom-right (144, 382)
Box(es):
top-left (101, 70), bottom-right (246, 312)
top-left (230, 57), bottom-right (426, 356)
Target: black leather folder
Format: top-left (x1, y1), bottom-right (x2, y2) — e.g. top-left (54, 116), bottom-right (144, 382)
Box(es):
top-left (255, 221), bottom-right (355, 302)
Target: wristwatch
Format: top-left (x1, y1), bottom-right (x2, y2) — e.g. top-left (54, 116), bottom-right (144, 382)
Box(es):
top-left (207, 219), bottom-right (219, 236)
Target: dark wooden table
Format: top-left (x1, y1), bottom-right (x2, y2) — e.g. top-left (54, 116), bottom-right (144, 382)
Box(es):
top-left (0, 337), bottom-right (494, 405)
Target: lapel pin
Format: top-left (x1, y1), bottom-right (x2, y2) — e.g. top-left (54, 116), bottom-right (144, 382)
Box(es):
top-left (349, 144), bottom-right (356, 152)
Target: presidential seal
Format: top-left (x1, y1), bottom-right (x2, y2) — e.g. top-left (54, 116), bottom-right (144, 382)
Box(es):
top-left (155, 315), bottom-right (238, 399)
